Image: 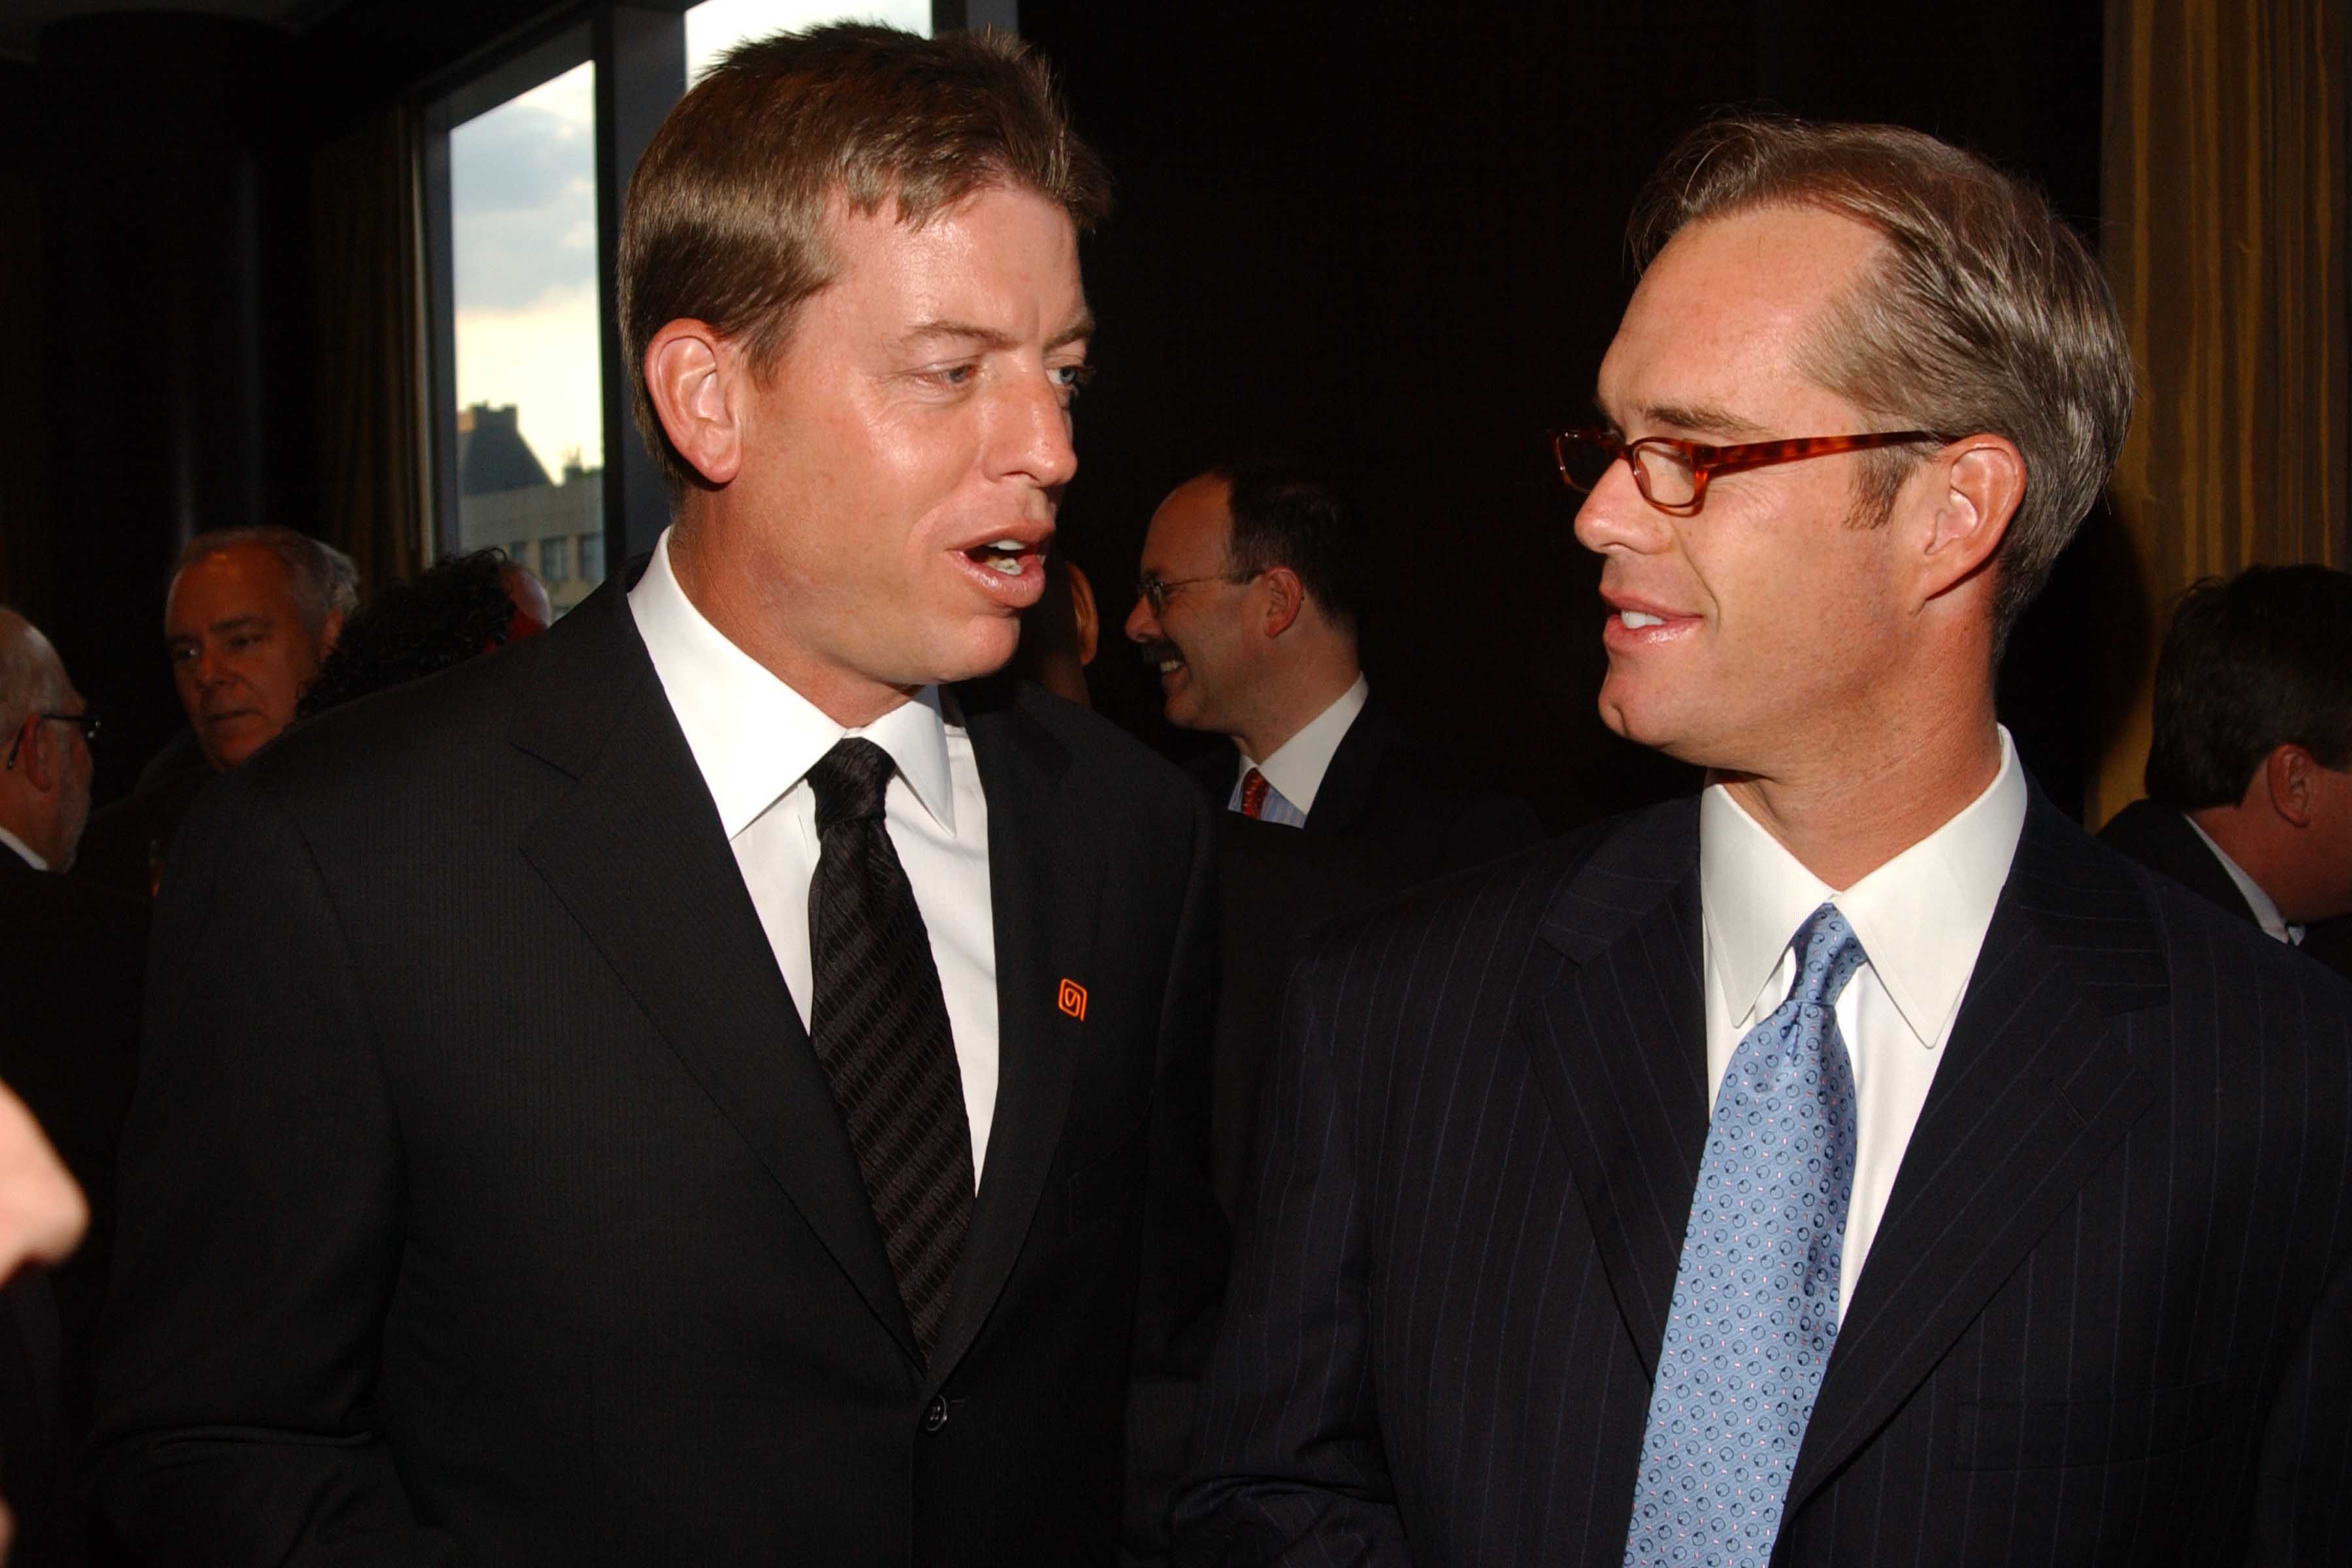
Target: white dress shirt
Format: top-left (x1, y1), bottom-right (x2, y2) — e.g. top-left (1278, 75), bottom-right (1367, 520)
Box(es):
top-left (2184, 814), bottom-right (2305, 945)
top-left (1227, 673), bottom-right (1371, 825)
top-left (1700, 727), bottom-right (2027, 1323)
top-left (630, 529), bottom-right (1000, 1180)
top-left (0, 825), bottom-right (46, 871)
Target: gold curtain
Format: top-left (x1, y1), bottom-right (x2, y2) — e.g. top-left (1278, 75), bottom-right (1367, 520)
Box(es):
top-left (313, 105), bottom-right (431, 598)
top-left (2094, 0), bottom-right (2349, 825)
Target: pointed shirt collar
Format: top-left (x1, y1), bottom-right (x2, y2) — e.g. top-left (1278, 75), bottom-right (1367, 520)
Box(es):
top-left (1701, 726), bottom-right (2027, 1051)
top-left (0, 824), bottom-right (46, 872)
top-left (627, 527), bottom-right (956, 840)
top-left (1237, 673), bottom-right (1369, 815)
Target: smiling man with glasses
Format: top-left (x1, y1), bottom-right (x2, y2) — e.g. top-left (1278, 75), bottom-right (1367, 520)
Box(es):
top-left (1181, 116), bottom-right (2352, 1567)
top-left (1126, 454), bottom-right (1538, 880)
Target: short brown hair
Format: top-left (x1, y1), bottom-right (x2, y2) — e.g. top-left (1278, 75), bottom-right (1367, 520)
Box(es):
top-left (1630, 115), bottom-right (2135, 652)
top-left (619, 24), bottom-right (1111, 497)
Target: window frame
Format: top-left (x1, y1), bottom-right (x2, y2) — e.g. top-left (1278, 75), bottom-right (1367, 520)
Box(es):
top-left (419, 1), bottom-right (1005, 592)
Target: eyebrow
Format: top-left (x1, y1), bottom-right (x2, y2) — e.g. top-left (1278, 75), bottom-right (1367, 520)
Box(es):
top-left (168, 614), bottom-right (270, 647)
top-left (1590, 395), bottom-right (1770, 442)
top-left (900, 309), bottom-right (1096, 354)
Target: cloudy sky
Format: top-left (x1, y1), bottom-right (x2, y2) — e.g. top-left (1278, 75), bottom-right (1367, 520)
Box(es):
top-left (449, 0), bottom-right (932, 480)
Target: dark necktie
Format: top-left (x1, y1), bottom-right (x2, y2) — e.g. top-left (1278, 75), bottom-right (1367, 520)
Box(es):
top-left (805, 737), bottom-right (973, 1362)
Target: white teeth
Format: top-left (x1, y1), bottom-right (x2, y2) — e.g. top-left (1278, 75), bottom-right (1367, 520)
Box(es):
top-left (1620, 611), bottom-right (1664, 629)
top-left (988, 538), bottom-right (1023, 551)
top-left (1157, 659), bottom-right (1182, 674)
top-left (988, 556), bottom-right (1023, 576)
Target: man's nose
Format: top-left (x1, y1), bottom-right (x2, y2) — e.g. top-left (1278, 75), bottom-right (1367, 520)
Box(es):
top-left (1570, 459), bottom-right (1672, 558)
top-left (996, 369), bottom-right (1079, 490)
top-left (1124, 591), bottom-right (1159, 645)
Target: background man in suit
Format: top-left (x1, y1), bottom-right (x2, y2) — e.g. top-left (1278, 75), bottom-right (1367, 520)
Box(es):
top-left (1125, 455), bottom-right (1540, 883)
top-left (76, 527), bottom-right (357, 898)
top-left (2101, 564), bottom-right (2352, 977)
top-left (1178, 116), bottom-right (2352, 1566)
top-left (94, 25), bottom-right (1218, 1565)
top-left (0, 608), bottom-right (140, 1565)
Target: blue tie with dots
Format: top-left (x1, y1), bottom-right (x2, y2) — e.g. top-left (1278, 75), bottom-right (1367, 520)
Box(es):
top-left (1624, 902), bottom-right (1866, 1567)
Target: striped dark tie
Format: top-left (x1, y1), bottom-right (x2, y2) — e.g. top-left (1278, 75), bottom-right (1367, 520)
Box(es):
top-left (806, 737), bottom-right (973, 1362)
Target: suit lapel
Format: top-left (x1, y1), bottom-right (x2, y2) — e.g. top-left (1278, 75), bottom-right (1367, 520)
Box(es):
top-left (512, 580), bottom-right (919, 1364)
top-left (1301, 694), bottom-right (1388, 840)
top-left (924, 682), bottom-right (1102, 1386)
top-left (1516, 800), bottom-right (1709, 1377)
top-left (1786, 791), bottom-right (2164, 1512)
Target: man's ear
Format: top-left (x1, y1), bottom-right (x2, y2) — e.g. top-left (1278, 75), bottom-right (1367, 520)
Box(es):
top-left (645, 320), bottom-right (743, 487)
top-left (2266, 743), bottom-right (2319, 828)
top-left (317, 608), bottom-right (346, 659)
top-left (1260, 567), bottom-right (1305, 638)
top-left (15, 717), bottom-right (57, 792)
top-left (1916, 435), bottom-right (2025, 603)
top-left (1065, 561), bottom-right (1100, 667)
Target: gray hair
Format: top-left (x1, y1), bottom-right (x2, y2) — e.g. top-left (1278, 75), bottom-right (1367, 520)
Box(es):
top-left (0, 608), bottom-right (69, 737)
top-left (1629, 114), bottom-right (2136, 653)
top-left (172, 527), bottom-right (359, 634)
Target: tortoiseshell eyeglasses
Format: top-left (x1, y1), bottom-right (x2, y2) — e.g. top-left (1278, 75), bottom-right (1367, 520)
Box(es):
top-left (1550, 427), bottom-right (1944, 517)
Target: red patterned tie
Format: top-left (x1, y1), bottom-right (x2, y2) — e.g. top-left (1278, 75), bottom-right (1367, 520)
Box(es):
top-left (1239, 766), bottom-right (1271, 819)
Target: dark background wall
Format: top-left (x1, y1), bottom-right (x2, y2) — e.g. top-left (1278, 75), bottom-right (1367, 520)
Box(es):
top-left (0, 0), bottom-right (2112, 823)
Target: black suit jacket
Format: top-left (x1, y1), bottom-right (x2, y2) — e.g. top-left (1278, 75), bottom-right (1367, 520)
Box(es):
top-left (91, 574), bottom-right (1222, 1565)
top-left (1177, 791), bottom-right (2352, 1565)
top-left (2099, 797), bottom-right (2352, 983)
top-left (1185, 694), bottom-right (1541, 885)
top-left (0, 850), bottom-right (144, 1564)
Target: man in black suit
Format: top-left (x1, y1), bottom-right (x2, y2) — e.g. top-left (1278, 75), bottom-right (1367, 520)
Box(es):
top-left (1124, 456), bottom-right (1540, 883)
top-left (0, 608), bottom-right (140, 1564)
top-left (2100, 564), bottom-right (2352, 979)
top-left (1178, 116), bottom-right (2352, 1565)
top-left (94, 26), bottom-right (1218, 1565)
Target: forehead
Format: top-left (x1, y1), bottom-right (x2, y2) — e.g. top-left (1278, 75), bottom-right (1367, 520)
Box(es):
top-left (167, 546), bottom-right (297, 627)
top-left (1143, 476), bottom-right (1233, 566)
top-left (819, 182), bottom-right (1084, 319)
top-left (1597, 204), bottom-right (1886, 434)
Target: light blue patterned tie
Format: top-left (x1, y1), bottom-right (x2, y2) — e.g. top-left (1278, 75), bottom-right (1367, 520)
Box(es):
top-left (1624, 902), bottom-right (1865, 1567)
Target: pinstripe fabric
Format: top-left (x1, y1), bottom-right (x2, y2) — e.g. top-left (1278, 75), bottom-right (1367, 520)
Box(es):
top-left (1175, 792), bottom-right (2352, 1567)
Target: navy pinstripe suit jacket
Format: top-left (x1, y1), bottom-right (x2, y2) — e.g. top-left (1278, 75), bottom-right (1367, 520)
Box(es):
top-left (1175, 791), bottom-right (2352, 1565)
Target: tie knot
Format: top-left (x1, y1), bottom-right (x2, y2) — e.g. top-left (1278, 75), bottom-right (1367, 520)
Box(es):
top-left (1791, 901), bottom-right (1868, 1011)
top-left (808, 737), bottom-right (895, 830)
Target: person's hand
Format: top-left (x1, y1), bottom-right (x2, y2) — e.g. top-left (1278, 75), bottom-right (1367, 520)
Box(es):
top-left (0, 1077), bottom-right (86, 1279)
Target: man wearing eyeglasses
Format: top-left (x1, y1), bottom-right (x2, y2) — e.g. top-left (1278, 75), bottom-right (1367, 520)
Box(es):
top-left (1125, 454), bottom-right (1539, 883)
top-left (0, 608), bottom-right (143, 1564)
top-left (1179, 116), bottom-right (2352, 1566)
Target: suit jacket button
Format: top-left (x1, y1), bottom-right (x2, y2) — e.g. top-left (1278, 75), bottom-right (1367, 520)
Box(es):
top-left (923, 1396), bottom-right (949, 1433)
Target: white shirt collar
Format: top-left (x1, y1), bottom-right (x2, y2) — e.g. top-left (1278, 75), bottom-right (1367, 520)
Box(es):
top-left (1239, 674), bottom-right (1369, 815)
top-left (627, 527), bottom-right (956, 840)
top-left (1701, 726), bottom-right (2028, 1051)
top-left (2182, 814), bottom-right (2304, 945)
top-left (0, 824), bottom-right (47, 872)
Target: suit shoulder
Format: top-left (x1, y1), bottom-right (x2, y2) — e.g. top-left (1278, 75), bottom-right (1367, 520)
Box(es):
top-left (1296, 805), bottom-right (1641, 970)
top-left (980, 679), bottom-right (1205, 816)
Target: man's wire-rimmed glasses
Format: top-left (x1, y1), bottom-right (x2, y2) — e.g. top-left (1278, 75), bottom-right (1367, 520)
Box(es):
top-left (1135, 568), bottom-right (1260, 617)
top-left (1550, 427), bottom-right (1945, 516)
top-left (5, 711), bottom-right (100, 770)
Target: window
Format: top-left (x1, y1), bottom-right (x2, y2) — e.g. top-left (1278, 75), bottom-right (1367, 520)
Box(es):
top-left (425, 4), bottom-right (968, 617)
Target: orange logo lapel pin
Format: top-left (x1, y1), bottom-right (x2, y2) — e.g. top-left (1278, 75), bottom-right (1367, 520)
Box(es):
top-left (1056, 979), bottom-right (1088, 1020)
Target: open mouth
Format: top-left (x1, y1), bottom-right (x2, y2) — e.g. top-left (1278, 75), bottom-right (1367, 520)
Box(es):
top-left (1135, 640), bottom-right (1184, 678)
top-left (965, 538), bottom-right (1035, 577)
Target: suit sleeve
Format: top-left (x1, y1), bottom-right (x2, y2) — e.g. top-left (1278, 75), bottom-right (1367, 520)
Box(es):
top-left (1124, 787), bottom-right (1230, 1562)
top-left (91, 775), bottom-right (456, 1565)
top-left (1171, 931), bottom-right (1409, 1565)
top-left (2247, 1249), bottom-right (2352, 1561)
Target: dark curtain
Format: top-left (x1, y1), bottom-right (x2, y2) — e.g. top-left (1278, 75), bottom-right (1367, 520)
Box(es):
top-left (314, 104), bottom-right (429, 596)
